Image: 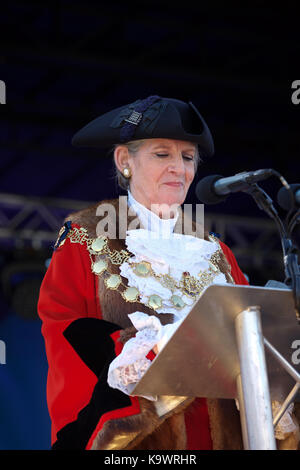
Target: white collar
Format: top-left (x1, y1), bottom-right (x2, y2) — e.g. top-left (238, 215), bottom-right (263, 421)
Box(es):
top-left (127, 190), bottom-right (179, 236)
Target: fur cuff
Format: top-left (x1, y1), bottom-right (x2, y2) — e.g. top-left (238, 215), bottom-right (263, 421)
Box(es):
top-left (91, 396), bottom-right (194, 450)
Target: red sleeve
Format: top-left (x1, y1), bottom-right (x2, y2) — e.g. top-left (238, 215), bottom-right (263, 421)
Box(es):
top-left (219, 241), bottom-right (249, 286)
top-left (37, 223), bottom-right (102, 444)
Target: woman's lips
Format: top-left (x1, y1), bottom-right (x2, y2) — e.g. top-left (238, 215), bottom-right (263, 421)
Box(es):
top-left (164, 182), bottom-right (184, 187)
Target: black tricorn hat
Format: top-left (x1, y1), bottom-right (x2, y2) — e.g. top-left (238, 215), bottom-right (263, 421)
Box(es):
top-left (72, 95), bottom-right (214, 157)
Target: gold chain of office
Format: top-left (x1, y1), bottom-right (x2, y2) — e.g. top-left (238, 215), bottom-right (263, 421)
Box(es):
top-left (62, 226), bottom-right (223, 312)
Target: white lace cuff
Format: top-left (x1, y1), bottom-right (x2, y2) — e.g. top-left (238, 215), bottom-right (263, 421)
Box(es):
top-left (235, 399), bottom-right (298, 440)
top-left (107, 311), bottom-right (182, 400)
top-left (272, 401), bottom-right (298, 440)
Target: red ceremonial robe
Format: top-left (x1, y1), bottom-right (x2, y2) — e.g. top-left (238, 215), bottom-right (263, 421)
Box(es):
top-left (38, 214), bottom-right (249, 450)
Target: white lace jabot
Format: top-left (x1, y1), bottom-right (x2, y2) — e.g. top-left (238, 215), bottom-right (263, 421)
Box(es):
top-left (120, 229), bottom-right (226, 321)
top-left (107, 193), bottom-right (227, 400)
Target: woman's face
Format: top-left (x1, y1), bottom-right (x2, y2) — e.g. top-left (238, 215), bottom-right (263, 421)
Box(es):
top-left (118, 139), bottom-right (197, 216)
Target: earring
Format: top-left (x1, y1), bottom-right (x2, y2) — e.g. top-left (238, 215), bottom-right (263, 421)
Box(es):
top-left (123, 167), bottom-right (132, 178)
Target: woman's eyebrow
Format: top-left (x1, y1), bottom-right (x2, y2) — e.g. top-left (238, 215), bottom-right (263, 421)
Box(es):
top-left (152, 144), bottom-right (171, 150)
top-left (151, 144), bottom-right (195, 152)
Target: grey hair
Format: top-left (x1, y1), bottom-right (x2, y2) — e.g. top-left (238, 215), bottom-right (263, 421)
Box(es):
top-left (112, 139), bottom-right (202, 191)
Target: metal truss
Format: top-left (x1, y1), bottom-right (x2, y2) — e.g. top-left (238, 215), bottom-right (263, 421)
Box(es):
top-left (0, 192), bottom-right (89, 250)
top-left (0, 192), bottom-right (288, 274)
top-left (204, 212), bottom-right (284, 272)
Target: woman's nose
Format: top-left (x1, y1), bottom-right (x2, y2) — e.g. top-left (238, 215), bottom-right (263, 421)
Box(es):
top-left (167, 156), bottom-right (185, 174)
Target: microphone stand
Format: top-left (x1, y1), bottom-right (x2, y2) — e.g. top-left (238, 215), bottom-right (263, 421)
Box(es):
top-left (288, 209), bottom-right (300, 235)
top-left (243, 183), bottom-right (300, 324)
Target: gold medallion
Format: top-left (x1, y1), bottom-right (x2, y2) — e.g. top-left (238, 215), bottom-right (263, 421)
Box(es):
top-left (133, 261), bottom-right (151, 277)
top-left (91, 237), bottom-right (107, 253)
top-left (170, 294), bottom-right (185, 309)
top-left (92, 259), bottom-right (108, 275)
top-left (105, 274), bottom-right (122, 290)
top-left (122, 286), bottom-right (139, 303)
top-left (148, 294), bottom-right (163, 310)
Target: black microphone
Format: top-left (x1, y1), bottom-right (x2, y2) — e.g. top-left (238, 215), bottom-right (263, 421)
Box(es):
top-left (195, 169), bottom-right (274, 204)
top-left (277, 184), bottom-right (300, 210)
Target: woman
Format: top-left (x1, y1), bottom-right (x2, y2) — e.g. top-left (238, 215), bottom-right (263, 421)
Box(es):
top-left (37, 96), bottom-right (299, 450)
